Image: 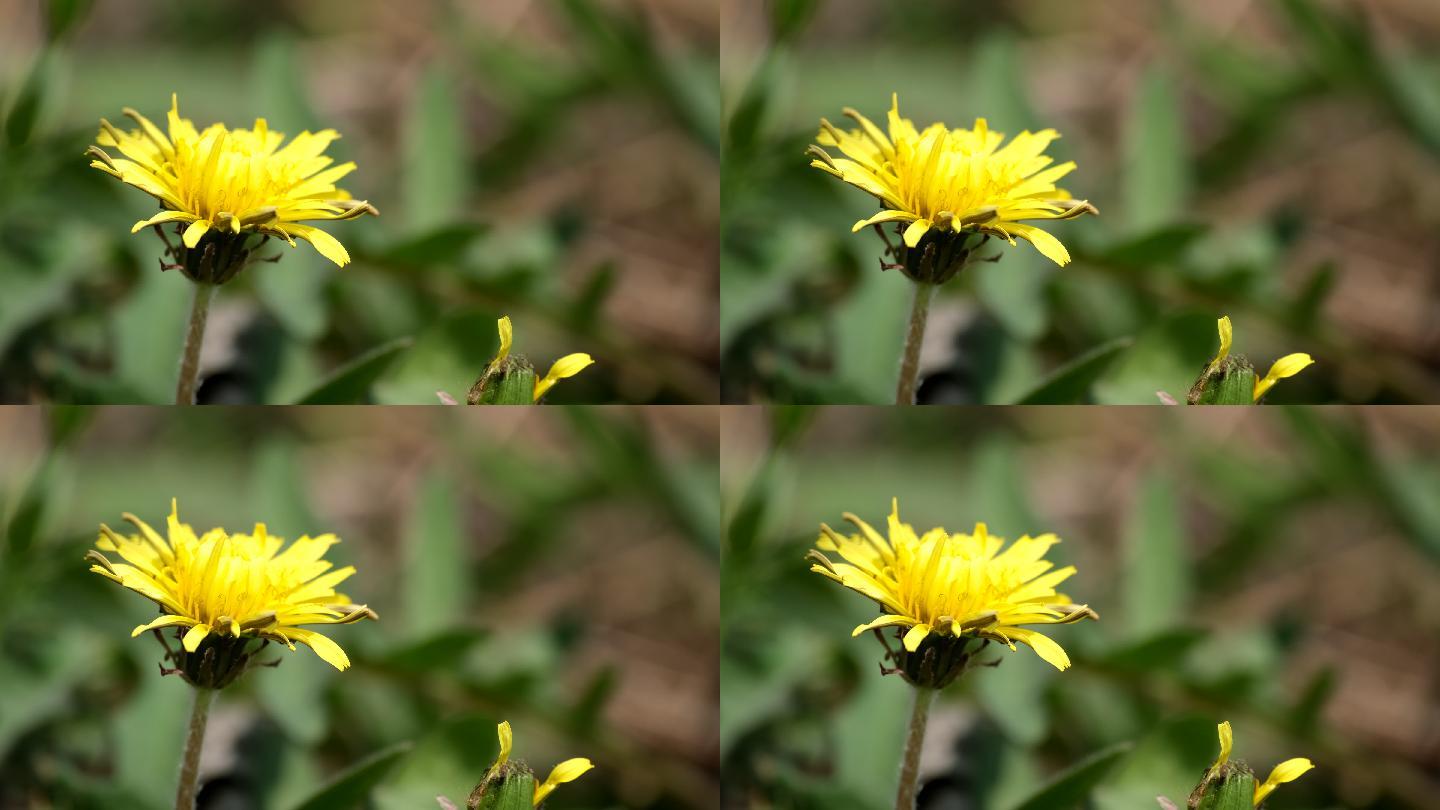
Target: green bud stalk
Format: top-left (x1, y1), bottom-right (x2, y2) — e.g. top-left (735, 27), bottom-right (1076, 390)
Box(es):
top-left (1190, 763), bottom-right (1256, 810)
top-left (467, 359), bottom-right (537, 405)
top-left (468, 763), bottom-right (537, 810)
top-left (1188, 357), bottom-right (1256, 405)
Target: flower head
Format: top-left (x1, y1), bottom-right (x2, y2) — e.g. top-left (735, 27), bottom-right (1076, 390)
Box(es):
top-left (808, 499), bottom-right (1097, 674)
top-left (468, 316), bottom-right (594, 404)
top-left (474, 721), bottom-right (593, 807)
top-left (1206, 316), bottom-right (1314, 402)
top-left (809, 94), bottom-right (1096, 268)
top-left (88, 94), bottom-right (377, 269)
top-left (1204, 721), bottom-right (1314, 807)
top-left (88, 500), bottom-right (376, 679)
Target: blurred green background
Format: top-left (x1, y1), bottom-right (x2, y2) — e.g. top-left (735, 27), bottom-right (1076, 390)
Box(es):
top-left (0, 0), bottom-right (719, 404)
top-left (0, 405), bottom-right (720, 808)
top-left (721, 0), bottom-right (1440, 404)
top-left (721, 406), bottom-right (1440, 808)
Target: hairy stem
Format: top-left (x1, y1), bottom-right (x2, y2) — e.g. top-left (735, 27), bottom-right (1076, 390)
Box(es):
top-left (175, 686), bottom-right (214, 809)
top-left (895, 281), bottom-right (934, 405)
top-left (895, 686), bottom-right (935, 810)
top-left (175, 282), bottom-right (214, 405)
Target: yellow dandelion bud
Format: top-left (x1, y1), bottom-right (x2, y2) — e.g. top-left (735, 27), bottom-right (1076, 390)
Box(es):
top-left (1192, 722), bottom-right (1315, 808)
top-left (88, 500), bottom-right (376, 686)
top-left (467, 316), bottom-right (594, 404)
top-left (810, 94), bottom-right (1096, 279)
top-left (89, 94), bottom-right (377, 276)
top-left (1191, 317), bottom-right (1314, 404)
top-left (810, 499), bottom-right (1096, 686)
top-left (469, 721), bottom-right (593, 808)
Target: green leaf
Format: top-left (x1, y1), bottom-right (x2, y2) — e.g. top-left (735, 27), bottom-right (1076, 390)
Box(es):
top-left (833, 264), bottom-right (910, 404)
top-left (112, 652), bottom-right (192, 807)
top-left (4, 51), bottom-right (52, 147)
top-left (1123, 67), bottom-right (1190, 233)
top-left (46, 405), bottom-right (94, 447)
top-left (1008, 742), bottom-right (1133, 810)
top-left (1121, 474), bottom-right (1190, 639)
top-left (3, 457), bottom-right (54, 563)
top-left (373, 310), bottom-right (497, 405)
top-left (770, 0), bottom-right (820, 43)
top-left (45, 0), bottom-right (93, 41)
top-left (402, 471), bottom-right (469, 638)
top-left (373, 715), bottom-right (498, 810)
top-left (1012, 338), bottom-right (1132, 405)
top-left (0, 632), bottom-right (96, 762)
top-left (1090, 223), bottom-right (1207, 269)
top-left (1094, 312), bottom-right (1215, 405)
top-left (725, 51), bottom-right (780, 157)
top-left (1097, 628), bottom-right (1207, 673)
top-left (377, 223), bottom-right (489, 267)
top-left (288, 743), bottom-right (413, 810)
top-left (111, 267), bottom-right (193, 404)
top-left (1373, 459), bottom-right (1440, 563)
top-left (1092, 716), bottom-right (1216, 810)
top-left (832, 675), bottom-right (910, 806)
top-left (292, 338), bottom-right (412, 404)
top-left (1288, 666), bottom-right (1336, 737)
top-left (570, 665), bottom-right (617, 736)
top-left (974, 645), bottom-right (1055, 746)
top-left (403, 66), bottom-right (468, 233)
top-left (378, 628), bottom-right (488, 673)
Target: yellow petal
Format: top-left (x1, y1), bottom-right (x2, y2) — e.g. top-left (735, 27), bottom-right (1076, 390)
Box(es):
top-left (131, 210), bottom-right (195, 233)
top-left (494, 316), bottom-right (514, 368)
top-left (533, 353), bottom-right (594, 401)
top-left (1212, 721), bottom-right (1233, 775)
top-left (852, 209), bottom-right (918, 232)
top-left (285, 223), bottom-right (351, 268)
top-left (1253, 353), bottom-right (1314, 401)
top-left (902, 218), bottom-right (932, 248)
top-left (182, 623), bottom-right (211, 652)
top-left (533, 758), bottom-right (594, 806)
top-left (1006, 223), bottom-right (1071, 267)
top-left (1005, 627), bottom-right (1071, 670)
top-left (131, 614), bottom-right (195, 637)
top-left (902, 623), bottom-right (931, 652)
top-left (287, 628), bottom-right (351, 670)
top-left (496, 721), bottom-right (513, 768)
top-left (851, 614), bottom-right (915, 636)
top-left (1211, 317), bottom-right (1233, 371)
top-left (1253, 757), bottom-right (1313, 805)
top-left (182, 220), bottom-right (211, 248)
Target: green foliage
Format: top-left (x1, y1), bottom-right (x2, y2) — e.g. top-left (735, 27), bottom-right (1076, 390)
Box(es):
top-left (0, 407), bottom-right (717, 807)
top-left (720, 0), bottom-right (1438, 404)
top-left (721, 407), bottom-right (1435, 808)
top-left (0, 0), bottom-right (717, 404)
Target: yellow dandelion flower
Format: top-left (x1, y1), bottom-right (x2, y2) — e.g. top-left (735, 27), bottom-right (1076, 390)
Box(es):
top-left (484, 721), bottom-right (593, 806)
top-left (1207, 721), bottom-right (1315, 806)
top-left (808, 499), bottom-right (1097, 674)
top-left (1209, 316), bottom-right (1314, 402)
top-left (809, 94), bottom-right (1096, 268)
top-left (88, 94), bottom-right (377, 269)
top-left (87, 500), bottom-right (376, 676)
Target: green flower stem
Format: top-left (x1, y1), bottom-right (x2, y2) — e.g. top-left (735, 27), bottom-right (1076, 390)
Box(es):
top-left (895, 685), bottom-right (935, 810)
top-left (175, 282), bottom-right (214, 405)
top-left (895, 281), bottom-right (934, 405)
top-left (175, 686), bottom-right (214, 810)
